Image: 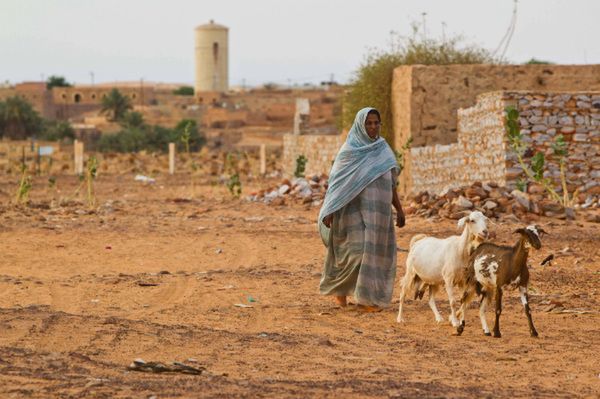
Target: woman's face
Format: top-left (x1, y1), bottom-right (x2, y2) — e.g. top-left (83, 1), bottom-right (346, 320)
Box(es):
top-left (365, 113), bottom-right (381, 139)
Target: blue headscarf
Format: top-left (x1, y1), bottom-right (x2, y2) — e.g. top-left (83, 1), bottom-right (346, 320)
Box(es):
top-left (318, 107), bottom-right (398, 244)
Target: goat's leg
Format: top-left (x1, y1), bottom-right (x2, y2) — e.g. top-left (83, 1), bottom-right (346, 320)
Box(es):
top-left (444, 278), bottom-right (460, 327)
top-left (427, 285), bottom-right (444, 323)
top-left (493, 287), bottom-right (503, 338)
top-left (396, 278), bottom-right (408, 323)
top-left (519, 286), bottom-right (538, 337)
top-left (456, 286), bottom-right (477, 335)
top-left (480, 293), bottom-right (492, 336)
top-left (456, 290), bottom-right (469, 336)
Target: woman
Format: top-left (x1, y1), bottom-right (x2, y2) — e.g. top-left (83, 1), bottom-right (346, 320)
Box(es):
top-left (318, 107), bottom-right (405, 312)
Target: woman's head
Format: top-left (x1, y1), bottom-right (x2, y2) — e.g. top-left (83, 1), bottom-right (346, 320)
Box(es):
top-left (365, 109), bottom-right (381, 139)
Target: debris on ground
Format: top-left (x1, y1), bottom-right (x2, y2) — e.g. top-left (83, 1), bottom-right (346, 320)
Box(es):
top-left (128, 358), bottom-right (205, 375)
top-left (248, 178), bottom-right (600, 222)
top-left (246, 175), bottom-right (327, 207)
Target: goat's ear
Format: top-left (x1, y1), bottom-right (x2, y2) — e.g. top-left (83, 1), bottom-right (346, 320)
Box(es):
top-left (513, 228), bottom-right (526, 235)
top-left (457, 216), bottom-right (468, 229)
top-left (538, 227), bottom-right (549, 236)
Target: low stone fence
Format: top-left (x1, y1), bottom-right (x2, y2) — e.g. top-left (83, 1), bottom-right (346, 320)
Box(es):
top-left (282, 134), bottom-right (343, 177)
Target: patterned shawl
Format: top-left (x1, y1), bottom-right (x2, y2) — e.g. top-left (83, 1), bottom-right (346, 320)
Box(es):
top-left (318, 107), bottom-right (398, 244)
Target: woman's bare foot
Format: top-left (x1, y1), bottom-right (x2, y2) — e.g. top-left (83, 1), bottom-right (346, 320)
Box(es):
top-left (357, 304), bottom-right (382, 313)
top-left (334, 296), bottom-right (347, 307)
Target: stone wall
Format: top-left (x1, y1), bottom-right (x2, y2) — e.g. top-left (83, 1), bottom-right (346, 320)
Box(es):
top-left (409, 93), bottom-right (507, 194)
top-left (282, 134), bottom-right (343, 178)
top-left (407, 90), bottom-right (600, 196)
top-left (505, 91), bottom-right (600, 195)
top-left (392, 64), bottom-right (600, 149)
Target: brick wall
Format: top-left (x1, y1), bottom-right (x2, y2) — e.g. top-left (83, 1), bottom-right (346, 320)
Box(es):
top-left (282, 134), bottom-right (343, 177)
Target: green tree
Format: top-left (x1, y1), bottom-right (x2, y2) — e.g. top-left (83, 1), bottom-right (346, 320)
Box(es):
top-left (46, 75), bottom-right (72, 90)
top-left (343, 24), bottom-right (496, 145)
top-left (173, 86), bottom-right (194, 96)
top-left (0, 96), bottom-right (43, 139)
top-left (97, 119), bottom-right (205, 154)
top-left (40, 120), bottom-right (75, 141)
top-left (100, 88), bottom-right (133, 121)
top-left (120, 111), bottom-right (146, 129)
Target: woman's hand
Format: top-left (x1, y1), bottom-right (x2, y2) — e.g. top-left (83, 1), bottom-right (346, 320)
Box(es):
top-left (396, 211), bottom-right (405, 228)
top-left (323, 214), bottom-right (333, 228)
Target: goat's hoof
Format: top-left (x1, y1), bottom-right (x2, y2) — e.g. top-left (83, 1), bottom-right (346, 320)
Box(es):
top-left (493, 332), bottom-right (502, 338)
top-left (456, 324), bottom-right (464, 336)
top-left (484, 332), bottom-right (492, 336)
top-left (530, 331), bottom-right (539, 338)
top-left (435, 318), bottom-right (444, 324)
top-left (396, 317), bottom-right (405, 323)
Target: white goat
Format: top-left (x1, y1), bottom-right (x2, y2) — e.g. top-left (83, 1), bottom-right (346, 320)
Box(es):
top-left (396, 211), bottom-right (489, 326)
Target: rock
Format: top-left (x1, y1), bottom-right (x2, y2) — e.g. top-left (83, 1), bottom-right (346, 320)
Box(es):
top-left (449, 211), bottom-right (466, 220)
top-left (483, 200), bottom-right (498, 210)
top-left (511, 190), bottom-right (531, 211)
top-left (539, 200), bottom-right (564, 214)
top-left (565, 207), bottom-right (576, 220)
top-left (584, 213), bottom-right (600, 223)
top-left (577, 101), bottom-right (591, 108)
top-left (561, 126), bottom-right (575, 134)
top-left (465, 186), bottom-right (488, 200)
top-left (278, 184), bottom-right (290, 195)
top-left (454, 196), bottom-right (473, 209)
top-left (271, 197), bottom-right (286, 206)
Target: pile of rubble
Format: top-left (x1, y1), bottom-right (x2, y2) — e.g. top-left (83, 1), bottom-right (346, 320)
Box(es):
top-left (404, 181), bottom-right (600, 222)
top-left (247, 178), bottom-right (600, 223)
top-left (246, 175), bottom-right (328, 207)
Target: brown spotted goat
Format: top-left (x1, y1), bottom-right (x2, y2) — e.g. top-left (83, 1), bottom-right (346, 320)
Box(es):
top-left (456, 225), bottom-right (546, 338)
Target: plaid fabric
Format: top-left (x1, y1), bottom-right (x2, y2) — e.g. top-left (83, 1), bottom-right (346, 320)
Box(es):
top-left (319, 171), bottom-right (397, 307)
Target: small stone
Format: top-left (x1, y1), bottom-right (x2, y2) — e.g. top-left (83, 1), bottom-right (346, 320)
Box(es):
top-left (584, 213), bottom-right (600, 223)
top-left (483, 200), bottom-right (498, 210)
top-left (511, 190), bottom-right (531, 210)
top-left (454, 196), bottom-right (473, 209)
top-left (531, 124), bottom-right (547, 132)
top-left (577, 101), bottom-right (591, 108)
top-left (278, 184), bottom-right (290, 195)
top-left (561, 126), bottom-right (575, 134)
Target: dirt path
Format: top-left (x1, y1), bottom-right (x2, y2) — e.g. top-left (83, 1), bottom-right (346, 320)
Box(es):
top-left (0, 174), bottom-right (599, 398)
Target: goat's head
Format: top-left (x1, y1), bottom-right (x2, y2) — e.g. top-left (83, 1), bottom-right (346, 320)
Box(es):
top-left (457, 211), bottom-right (489, 241)
top-left (514, 224), bottom-right (547, 250)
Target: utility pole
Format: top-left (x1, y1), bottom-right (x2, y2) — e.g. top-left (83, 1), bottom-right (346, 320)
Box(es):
top-left (140, 78), bottom-right (144, 107)
top-left (90, 71), bottom-right (95, 86)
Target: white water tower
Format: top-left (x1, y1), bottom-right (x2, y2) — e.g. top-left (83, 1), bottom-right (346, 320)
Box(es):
top-left (194, 20), bottom-right (229, 93)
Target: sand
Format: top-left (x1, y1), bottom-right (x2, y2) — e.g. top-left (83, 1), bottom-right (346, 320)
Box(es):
top-left (0, 173), bottom-right (599, 398)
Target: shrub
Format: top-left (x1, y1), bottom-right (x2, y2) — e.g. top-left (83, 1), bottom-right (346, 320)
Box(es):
top-left (294, 155), bottom-right (307, 178)
top-left (46, 75), bottom-right (72, 89)
top-left (173, 86), bottom-right (194, 96)
top-left (40, 120), bottom-right (75, 142)
top-left (97, 119), bottom-right (205, 154)
top-left (343, 24), bottom-right (496, 145)
top-left (0, 96), bottom-right (44, 139)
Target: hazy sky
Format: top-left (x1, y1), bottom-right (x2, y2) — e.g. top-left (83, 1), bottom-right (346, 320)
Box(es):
top-left (1, 0), bottom-right (599, 86)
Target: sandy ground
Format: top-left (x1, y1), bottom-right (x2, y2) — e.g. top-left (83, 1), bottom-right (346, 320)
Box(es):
top-left (0, 174), bottom-right (599, 398)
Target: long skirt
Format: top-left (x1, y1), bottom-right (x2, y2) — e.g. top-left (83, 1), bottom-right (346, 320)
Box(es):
top-left (319, 171), bottom-right (397, 307)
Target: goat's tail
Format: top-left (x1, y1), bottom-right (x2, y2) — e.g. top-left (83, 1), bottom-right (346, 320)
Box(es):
top-left (409, 234), bottom-right (428, 249)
